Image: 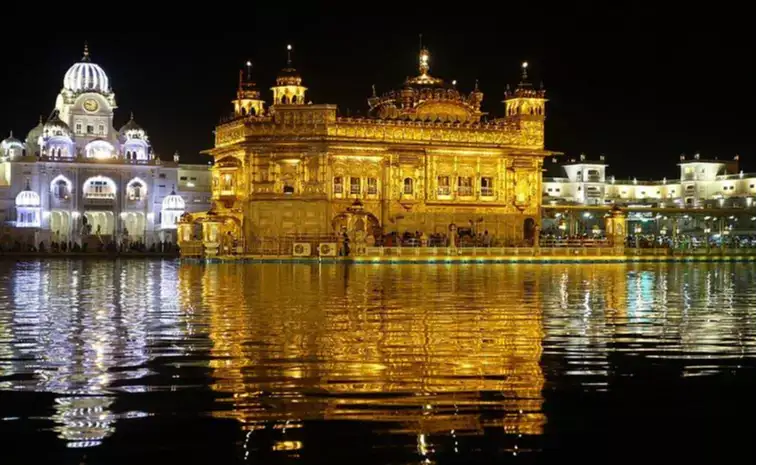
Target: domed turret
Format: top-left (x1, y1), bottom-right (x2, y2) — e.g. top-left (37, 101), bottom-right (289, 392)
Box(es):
top-left (41, 110), bottom-right (75, 158)
top-left (271, 45), bottom-right (308, 105)
top-left (15, 180), bottom-right (41, 227)
top-left (119, 113), bottom-right (151, 161)
top-left (1, 131), bottom-right (25, 159)
top-left (16, 188), bottom-right (41, 207)
top-left (233, 61), bottom-right (266, 117)
top-left (25, 116), bottom-right (45, 156)
top-left (161, 186), bottom-right (186, 229)
top-left (43, 111), bottom-right (73, 138)
top-left (63, 43), bottom-right (111, 94)
top-left (119, 112), bottom-right (147, 139)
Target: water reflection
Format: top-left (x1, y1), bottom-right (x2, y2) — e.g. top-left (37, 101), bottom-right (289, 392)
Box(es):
top-left (0, 261), bottom-right (754, 462)
top-left (0, 260), bottom-right (186, 448)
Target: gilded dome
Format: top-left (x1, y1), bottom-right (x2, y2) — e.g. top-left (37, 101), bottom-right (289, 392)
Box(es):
top-left (367, 48), bottom-right (485, 123)
top-left (63, 44), bottom-right (110, 94)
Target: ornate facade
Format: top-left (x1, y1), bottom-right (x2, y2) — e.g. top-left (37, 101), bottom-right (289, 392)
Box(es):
top-left (196, 46), bottom-right (552, 247)
top-left (0, 44), bottom-right (212, 246)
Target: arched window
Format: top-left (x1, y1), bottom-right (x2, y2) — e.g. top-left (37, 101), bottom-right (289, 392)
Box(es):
top-left (127, 178), bottom-right (147, 201)
top-left (54, 180), bottom-right (68, 199)
top-left (403, 178), bottom-right (413, 195)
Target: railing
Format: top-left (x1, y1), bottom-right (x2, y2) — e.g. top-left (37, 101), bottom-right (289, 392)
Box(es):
top-left (438, 186), bottom-right (451, 196)
top-left (458, 186), bottom-right (473, 196)
top-left (480, 187), bottom-right (494, 197)
top-left (539, 238), bottom-right (610, 248)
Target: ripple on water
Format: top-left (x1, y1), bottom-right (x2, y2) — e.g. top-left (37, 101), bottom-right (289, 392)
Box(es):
top-left (0, 260), bottom-right (753, 462)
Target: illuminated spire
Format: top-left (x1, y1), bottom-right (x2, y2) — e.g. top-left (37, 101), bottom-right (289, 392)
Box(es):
top-left (286, 44), bottom-right (293, 66)
top-left (417, 33), bottom-right (430, 75)
top-left (245, 60), bottom-right (253, 80)
top-left (521, 61), bottom-right (529, 81)
top-left (82, 41), bottom-right (90, 62)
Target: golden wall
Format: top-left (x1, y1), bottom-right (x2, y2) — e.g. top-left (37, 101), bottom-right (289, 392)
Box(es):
top-left (208, 106), bottom-right (548, 243)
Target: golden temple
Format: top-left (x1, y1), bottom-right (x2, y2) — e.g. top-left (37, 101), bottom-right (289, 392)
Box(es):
top-left (185, 44), bottom-right (551, 250)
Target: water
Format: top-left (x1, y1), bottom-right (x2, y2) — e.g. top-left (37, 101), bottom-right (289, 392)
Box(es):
top-left (0, 260), bottom-right (753, 464)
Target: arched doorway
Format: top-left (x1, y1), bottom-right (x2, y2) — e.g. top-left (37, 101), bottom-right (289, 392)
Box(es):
top-left (523, 218), bottom-right (536, 245)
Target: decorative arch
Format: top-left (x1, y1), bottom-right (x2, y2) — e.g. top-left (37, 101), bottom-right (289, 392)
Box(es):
top-left (84, 140), bottom-right (116, 159)
top-left (82, 175), bottom-right (117, 199)
top-left (50, 174), bottom-right (73, 200)
top-left (126, 177), bottom-right (147, 200)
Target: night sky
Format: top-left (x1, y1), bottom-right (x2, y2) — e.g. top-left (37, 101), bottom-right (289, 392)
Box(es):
top-left (1, 5), bottom-right (753, 178)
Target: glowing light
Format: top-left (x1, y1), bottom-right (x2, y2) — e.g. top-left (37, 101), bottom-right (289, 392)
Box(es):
top-left (246, 61), bottom-right (252, 67)
top-left (452, 80), bottom-right (457, 86)
top-left (287, 44), bottom-right (292, 51)
top-left (522, 61), bottom-right (528, 69)
top-left (72, 211), bottom-right (81, 218)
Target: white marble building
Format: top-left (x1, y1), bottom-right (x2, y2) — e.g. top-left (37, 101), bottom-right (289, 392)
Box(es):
top-left (543, 154), bottom-right (756, 209)
top-left (0, 44), bottom-right (211, 246)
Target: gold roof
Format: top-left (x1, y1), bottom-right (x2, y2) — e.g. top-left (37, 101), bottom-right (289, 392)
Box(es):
top-left (368, 48), bottom-right (485, 123)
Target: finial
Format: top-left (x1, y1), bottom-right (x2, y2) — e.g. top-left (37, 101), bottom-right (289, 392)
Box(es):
top-left (419, 33), bottom-right (423, 50)
top-left (39, 115), bottom-right (43, 124)
top-left (371, 84), bottom-right (377, 98)
top-left (452, 79), bottom-right (457, 87)
top-left (286, 44), bottom-right (292, 66)
top-left (129, 111), bottom-right (134, 121)
top-left (24, 178), bottom-right (31, 190)
top-left (474, 79), bottom-right (480, 91)
top-left (82, 41), bottom-right (90, 61)
top-left (521, 61), bottom-right (529, 80)
top-left (419, 47), bottom-right (430, 75)
top-left (170, 184), bottom-right (176, 195)
top-left (246, 60), bottom-right (254, 80)
top-left (9, 130), bottom-right (13, 138)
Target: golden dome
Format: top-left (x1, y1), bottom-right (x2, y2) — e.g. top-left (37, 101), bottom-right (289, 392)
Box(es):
top-left (368, 48), bottom-right (485, 123)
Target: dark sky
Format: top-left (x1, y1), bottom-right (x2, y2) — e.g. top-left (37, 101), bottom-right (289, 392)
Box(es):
top-left (1, 5), bottom-right (753, 178)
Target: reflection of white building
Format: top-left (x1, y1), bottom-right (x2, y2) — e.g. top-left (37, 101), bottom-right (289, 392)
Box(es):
top-left (0, 44), bottom-right (211, 245)
top-left (543, 154), bottom-right (756, 209)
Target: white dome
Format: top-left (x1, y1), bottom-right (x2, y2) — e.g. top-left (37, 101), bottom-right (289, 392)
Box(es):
top-left (16, 190), bottom-right (41, 207)
top-left (162, 191), bottom-right (185, 210)
top-left (63, 45), bottom-right (110, 94)
top-left (2, 132), bottom-right (24, 149)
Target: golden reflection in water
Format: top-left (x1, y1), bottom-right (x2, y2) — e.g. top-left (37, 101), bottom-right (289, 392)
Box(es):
top-left (198, 263), bottom-right (547, 440)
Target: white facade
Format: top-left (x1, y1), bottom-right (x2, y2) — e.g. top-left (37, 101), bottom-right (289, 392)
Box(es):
top-left (543, 154), bottom-right (756, 209)
top-left (0, 45), bottom-right (212, 246)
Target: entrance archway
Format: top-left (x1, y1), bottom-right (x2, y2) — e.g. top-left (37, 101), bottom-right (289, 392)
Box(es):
top-left (83, 211), bottom-right (114, 235)
top-left (50, 210), bottom-right (71, 242)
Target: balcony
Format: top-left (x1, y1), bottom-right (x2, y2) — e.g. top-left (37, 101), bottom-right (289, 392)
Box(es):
top-left (480, 187), bottom-right (494, 197)
top-left (437, 186), bottom-right (451, 196)
top-left (458, 186), bottom-right (473, 197)
top-left (83, 193), bottom-right (115, 205)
